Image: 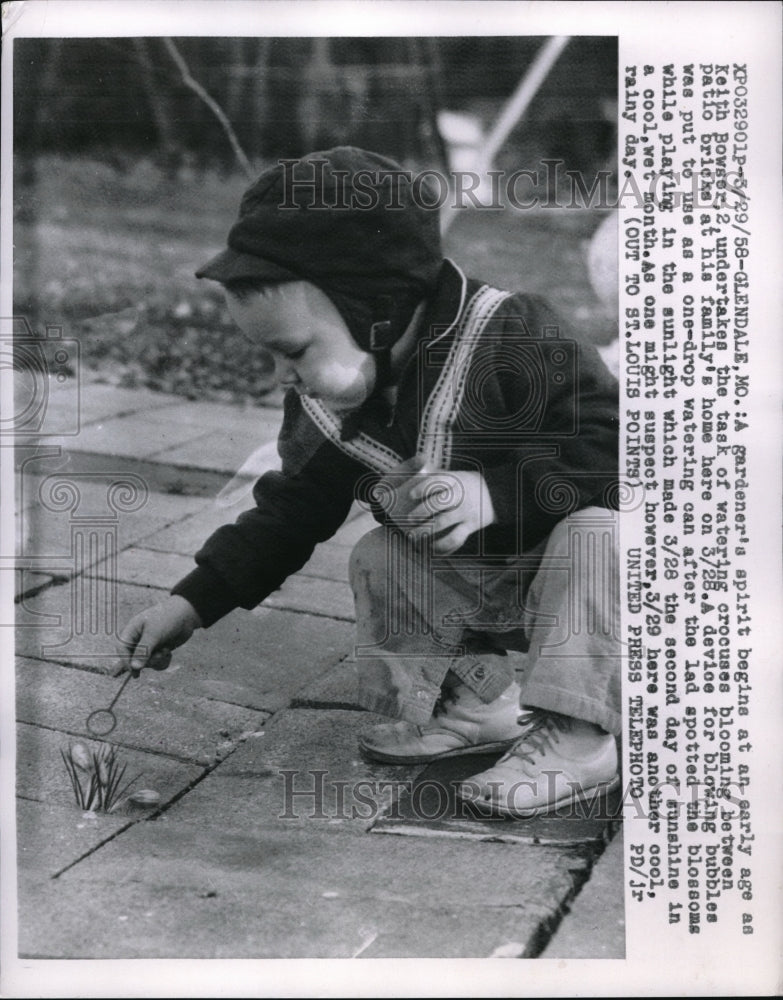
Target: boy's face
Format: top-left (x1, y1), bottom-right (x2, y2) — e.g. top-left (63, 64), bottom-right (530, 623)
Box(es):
top-left (225, 281), bottom-right (376, 412)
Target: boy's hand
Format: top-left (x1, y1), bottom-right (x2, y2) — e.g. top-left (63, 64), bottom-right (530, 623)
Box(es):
top-left (114, 596), bottom-right (203, 676)
top-left (386, 463), bottom-right (496, 555)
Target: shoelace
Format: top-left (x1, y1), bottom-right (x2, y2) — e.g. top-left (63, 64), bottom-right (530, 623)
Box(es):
top-left (506, 710), bottom-right (572, 764)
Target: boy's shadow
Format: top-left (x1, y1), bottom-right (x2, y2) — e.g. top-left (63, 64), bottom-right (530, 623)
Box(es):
top-left (368, 750), bottom-right (623, 847)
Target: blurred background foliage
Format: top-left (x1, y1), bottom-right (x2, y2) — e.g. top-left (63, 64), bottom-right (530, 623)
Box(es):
top-left (15, 36), bottom-right (616, 169)
top-left (14, 36), bottom-right (618, 403)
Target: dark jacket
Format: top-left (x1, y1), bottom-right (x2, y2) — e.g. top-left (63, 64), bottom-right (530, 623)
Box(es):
top-left (172, 259), bottom-right (619, 626)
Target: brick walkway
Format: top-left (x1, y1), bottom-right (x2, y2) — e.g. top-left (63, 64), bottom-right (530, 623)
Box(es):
top-left (12, 380), bottom-right (624, 963)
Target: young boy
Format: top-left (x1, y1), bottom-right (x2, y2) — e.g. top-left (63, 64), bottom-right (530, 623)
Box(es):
top-left (117, 147), bottom-right (621, 817)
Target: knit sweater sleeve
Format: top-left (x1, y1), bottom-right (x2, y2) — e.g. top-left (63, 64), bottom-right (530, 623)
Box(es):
top-left (171, 392), bottom-right (361, 626)
top-left (477, 293), bottom-right (619, 550)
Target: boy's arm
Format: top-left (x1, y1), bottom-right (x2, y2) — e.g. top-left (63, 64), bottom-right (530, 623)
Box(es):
top-left (171, 394), bottom-right (362, 626)
top-left (478, 293), bottom-right (619, 550)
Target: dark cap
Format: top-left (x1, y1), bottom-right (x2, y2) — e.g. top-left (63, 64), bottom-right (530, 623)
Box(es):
top-left (195, 146), bottom-right (443, 301)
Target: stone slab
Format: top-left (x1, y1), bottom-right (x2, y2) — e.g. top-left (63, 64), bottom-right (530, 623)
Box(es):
top-left (16, 703), bottom-right (602, 960)
top-left (370, 752), bottom-right (622, 848)
top-left (17, 471), bottom-right (208, 521)
top-left (16, 656), bottom-right (269, 762)
top-left (167, 607), bottom-right (354, 712)
top-left (259, 575), bottom-right (354, 622)
top-left (125, 400), bottom-right (282, 438)
top-left (150, 430), bottom-right (281, 475)
top-left (31, 383), bottom-right (178, 434)
top-left (16, 796), bottom-right (132, 878)
top-left (540, 828), bottom-right (626, 959)
top-left (96, 547), bottom-right (355, 621)
top-left (16, 582), bottom-right (354, 711)
top-left (29, 818), bottom-right (582, 958)
top-left (17, 722), bottom-right (202, 828)
top-left (91, 547), bottom-right (195, 590)
top-left (163, 708), bottom-right (411, 833)
top-left (65, 413), bottom-right (211, 460)
top-left (135, 502), bottom-right (255, 555)
top-left (292, 656), bottom-right (362, 709)
top-left (13, 570), bottom-right (56, 601)
top-left (70, 383), bottom-right (182, 424)
top-left (16, 449), bottom-right (232, 502)
top-left (16, 477), bottom-right (208, 576)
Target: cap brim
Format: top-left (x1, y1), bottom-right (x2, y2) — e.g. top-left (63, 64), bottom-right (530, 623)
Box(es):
top-left (195, 247), bottom-right (300, 283)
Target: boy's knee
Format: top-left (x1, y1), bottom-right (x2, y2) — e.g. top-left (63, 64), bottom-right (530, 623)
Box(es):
top-left (349, 527), bottom-right (391, 585)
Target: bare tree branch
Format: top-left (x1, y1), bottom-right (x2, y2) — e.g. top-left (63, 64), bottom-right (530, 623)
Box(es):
top-left (133, 39), bottom-right (180, 165)
top-left (162, 37), bottom-right (255, 180)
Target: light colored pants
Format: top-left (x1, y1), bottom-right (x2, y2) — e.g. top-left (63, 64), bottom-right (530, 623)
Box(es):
top-left (349, 507), bottom-right (621, 736)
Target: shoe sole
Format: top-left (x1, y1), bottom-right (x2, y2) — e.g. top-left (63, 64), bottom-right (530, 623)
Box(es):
top-left (457, 773), bottom-right (621, 819)
top-left (358, 736), bottom-right (520, 766)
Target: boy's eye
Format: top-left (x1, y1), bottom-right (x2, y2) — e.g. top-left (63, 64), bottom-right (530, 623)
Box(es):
top-left (284, 347), bottom-right (306, 361)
